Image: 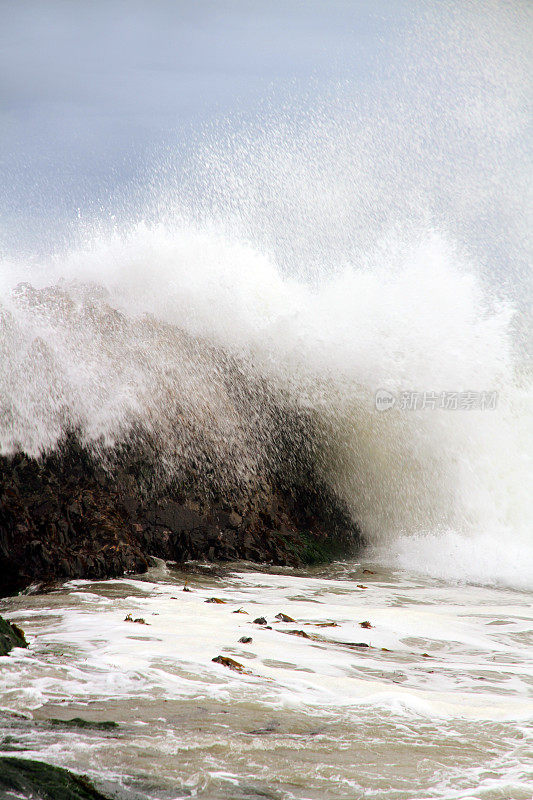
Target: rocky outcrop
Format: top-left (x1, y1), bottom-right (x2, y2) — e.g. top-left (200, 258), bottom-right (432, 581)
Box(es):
top-left (0, 281), bottom-right (363, 597)
top-left (0, 757), bottom-right (112, 800)
top-left (0, 615), bottom-right (28, 655)
top-left (0, 431), bottom-right (361, 596)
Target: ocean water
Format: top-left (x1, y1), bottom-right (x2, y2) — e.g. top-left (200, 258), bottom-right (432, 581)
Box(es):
top-left (1, 561), bottom-right (532, 799)
top-left (1, 1), bottom-right (532, 797)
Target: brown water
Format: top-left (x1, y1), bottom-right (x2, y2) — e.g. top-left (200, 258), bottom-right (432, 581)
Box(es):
top-left (1, 560), bottom-right (532, 799)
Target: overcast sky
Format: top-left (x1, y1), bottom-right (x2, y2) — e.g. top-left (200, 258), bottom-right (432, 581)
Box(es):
top-left (0, 1), bottom-right (412, 241)
top-left (0, 0), bottom-right (530, 294)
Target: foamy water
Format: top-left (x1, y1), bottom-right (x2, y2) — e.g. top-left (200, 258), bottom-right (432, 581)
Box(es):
top-left (1, 561), bottom-right (532, 799)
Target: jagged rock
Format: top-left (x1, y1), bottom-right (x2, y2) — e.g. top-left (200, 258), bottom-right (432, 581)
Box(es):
top-left (0, 408), bottom-right (362, 596)
top-left (212, 655), bottom-right (251, 674)
top-left (124, 615), bottom-right (148, 625)
top-left (0, 616), bottom-right (28, 656)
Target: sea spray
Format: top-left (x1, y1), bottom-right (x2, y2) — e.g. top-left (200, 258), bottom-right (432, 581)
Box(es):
top-left (0, 221), bottom-right (530, 588)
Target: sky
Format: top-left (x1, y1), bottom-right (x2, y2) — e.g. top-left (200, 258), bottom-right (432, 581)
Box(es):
top-left (0, 1), bottom-right (411, 242)
top-left (0, 0), bottom-right (531, 297)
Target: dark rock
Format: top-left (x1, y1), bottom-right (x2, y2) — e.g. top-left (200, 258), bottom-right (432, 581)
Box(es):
top-left (212, 655), bottom-right (251, 674)
top-left (284, 629), bottom-right (311, 638)
top-left (0, 616), bottom-right (28, 656)
top-left (0, 756), bottom-right (112, 799)
top-left (343, 641), bottom-right (370, 648)
top-left (253, 617), bottom-right (267, 625)
top-left (238, 636), bottom-right (253, 644)
top-left (227, 511), bottom-right (242, 529)
top-left (311, 621), bottom-right (339, 627)
top-left (275, 613), bottom-right (295, 623)
top-left (124, 614), bottom-right (148, 625)
top-left (49, 718), bottom-right (118, 731)
top-left (0, 397), bottom-right (362, 596)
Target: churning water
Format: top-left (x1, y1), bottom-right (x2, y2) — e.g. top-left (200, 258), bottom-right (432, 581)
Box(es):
top-left (1, 562), bottom-right (532, 799)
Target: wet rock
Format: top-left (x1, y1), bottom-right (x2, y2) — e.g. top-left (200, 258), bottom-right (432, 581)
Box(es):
top-left (0, 756), bottom-right (112, 799)
top-left (310, 621), bottom-right (339, 628)
top-left (227, 511), bottom-right (242, 529)
top-left (0, 616), bottom-right (28, 656)
top-left (212, 655), bottom-right (251, 674)
top-left (275, 613), bottom-right (295, 623)
top-left (49, 718), bottom-right (118, 731)
top-left (0, 389), bottom-right (362, 596)
top-left (247, 721), bottom-right (280, 735)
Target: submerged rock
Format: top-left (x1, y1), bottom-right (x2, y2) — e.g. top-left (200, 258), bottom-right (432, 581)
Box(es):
top-left (0, 757), bottom-right (112, 800)
top-left (284, 629), bottom-right (311, 639)
top-left (0, 616), bottom-right (28, 656)
top-left (49, 718), bottom-right (118, 731)
top-left (309, 621), bottom-right (339, 627)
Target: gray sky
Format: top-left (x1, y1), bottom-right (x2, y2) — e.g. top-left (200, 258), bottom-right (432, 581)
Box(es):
top-left (0, 0), bottom-right (530, 297)
top-left (0, 1), bottom-right (409, 241)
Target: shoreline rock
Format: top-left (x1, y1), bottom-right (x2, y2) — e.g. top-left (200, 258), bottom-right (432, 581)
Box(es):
top-left (0, 433), bottom-right (361, 597)
top-left (0, 616), bottom-right (28, 656)
top-left (0, 282), bottom-right (363, 597)
top-left (0, 757), bottom-right (113, 800)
